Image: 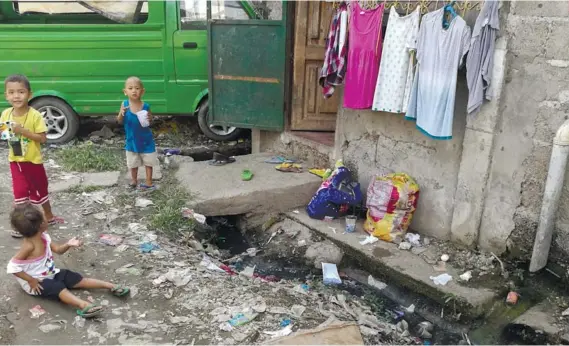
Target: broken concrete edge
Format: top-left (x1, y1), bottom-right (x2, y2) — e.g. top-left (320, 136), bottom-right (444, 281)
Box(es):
top-left (505, 299), bottom-right (568, 344)
top-left (50, 171), bottom-right (122, 193)
top-left (283, 212), bottom-right (498, 320)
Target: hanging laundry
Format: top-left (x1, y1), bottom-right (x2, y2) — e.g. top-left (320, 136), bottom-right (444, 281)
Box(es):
top-left (466, 0), bottom-right (500, 115)
top-left (405, 8), bottom-right (471, 139)
top-left (372, 6), bottom-right (420, 114)
top-left (343, 1), bottom-right (385, 109)
top-left (319, 2), bottom-right (349, 98)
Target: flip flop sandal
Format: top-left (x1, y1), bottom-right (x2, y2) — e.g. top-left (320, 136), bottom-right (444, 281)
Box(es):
top-left (309, 168), bottom-right (327, 178)
top-left (76, 304), bottom-right (104, 318)
top-left (241, 169), bottom-right (253, 181)
top-left (48, 216), bottom-right (65, 225)
top-left (10, 230), bottom-right (23, 239)
top-left (111, 285), bottom-right (130, 297)
top-left (275, 163), bottom-right (303, 173)
top-left (138, 184), bottom-right (156, 191)
top-left (264, 156), bottom-right (296, 164)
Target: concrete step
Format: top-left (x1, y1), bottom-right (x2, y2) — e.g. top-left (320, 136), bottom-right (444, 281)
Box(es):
top-left (176, 153), bottom-right (322, 216)
top-left (285, 210), bottom-right (499, 319)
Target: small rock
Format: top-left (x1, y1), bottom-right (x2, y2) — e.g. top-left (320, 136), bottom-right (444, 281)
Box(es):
top-left (441, 254), bottom-right (450, 262)
top-left (305, 241), bottom-right (344, 269)
top-left (398, 242), bottom-right (412, 250)
top-left (290, 304), bottom-right (306, 318)
top-left (360, 325), bottom-right (379, 336)
top-left (39, 324), bottom-right (61, 333)
top-left (459, 271), bottom-right (473, 282)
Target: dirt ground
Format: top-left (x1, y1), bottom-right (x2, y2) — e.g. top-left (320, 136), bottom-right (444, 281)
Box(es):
top-left (0, 139), bottom-right (417, 345)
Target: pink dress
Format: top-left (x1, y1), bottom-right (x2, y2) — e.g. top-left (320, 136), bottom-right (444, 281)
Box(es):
top-left (343, 2), bottom-right (385, 109)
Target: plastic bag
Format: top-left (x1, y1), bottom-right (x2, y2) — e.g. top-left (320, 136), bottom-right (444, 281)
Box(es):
top-left (322, 263), bottom-right (342, 285)
top-left (306, 161), bottom-right (362, 220)
top-left (363, 173), bottom-right (419, 242)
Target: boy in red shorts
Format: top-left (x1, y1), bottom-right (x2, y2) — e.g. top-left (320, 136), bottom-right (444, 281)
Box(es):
top-left (1, 74), bottom-right (64, 238)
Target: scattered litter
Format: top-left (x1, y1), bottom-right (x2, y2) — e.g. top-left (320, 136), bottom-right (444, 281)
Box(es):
top-left (252, 298), bottom-right (267, 313)
top-left (164, 268), bottom-right (192, 287)
top-left (360, 235), bottom-right (379, 246)
top-left (440, 254), bottom-right (450, 262)
top-left (291, 304), bottom-right (306, 318)
top-left (128, 223), bottom-right (147, 233)
top-left (130, 286), bottom-right (139, 298)
top-left (459, 271), bottom-right (473, 282)
top-left (396, 320), bottom-right (409, 336)
top-left (506, 291), bottom-right (519, 305)
top-left (367, 275), bottom-right (387, 290)
top-left (562, 307), bottom-right (569, 317)
top-left (39, 323), bottom-right (61, 333)
top-left (406, 304), bottom-right (415, 314)
top-left (297, 239), bottom-right (306, 247)
top-left (181, 208), bottom-right (206, 224)
top-left (405, 233), bottom-right (421, 247)
top-left (228, 311), bottom-right (258, 327)
top-left (200, 254), bottom-right (225, 272)
top-left (322, 263), bottom-right (342, 285)
top-left (292, 210), bottom-right (300, 214)
top-left (170, 316), bottom-right (192, 324)
top-left (263, 324), bottom-right (293, 338)
top-left (280, 319), bottom-right (292, 327)
top-left (246, 248), bottom-right (258, 257)
top-left (139, 242), bottom-right (159, 253)
top-left (219, 322), bottom-right (233, 332)
top-left (29, 305), bottom-right (46, 319)
top-left (416, 321), bottom-right (434, 339)
top-left (240, 266), bottom-right (256, 278)
top-left (398, 242), bottom-right (412, 250)
top-left (115, 244), bottom-right (129, 253)
top-left (135, 197), bottom-right (154, 208)
top-left (83, 190), bottom-right (114, 205)
top-left (116, 265), bottom-right (142, 276)
top-left (164, 289), bottom-right (174, 299)
top-left (430, 273), bottom-right (452, 286)
top-left (491, 252), bottom-right (508, 279)
top-left (98, 234), bottom-right (123, 246)
top-left (73, 316), bottom-right (85, 329)
top-left (329, 227), bottom-right (337, 234)
top-left (423, 237), bottom-right (430, 245)
top-left (360, 325), bottom-right (379, 336)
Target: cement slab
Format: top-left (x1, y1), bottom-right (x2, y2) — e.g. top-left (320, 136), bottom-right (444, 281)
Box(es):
top-left (81, 171), bottom-right (120, 188)
top-left (286, 210), bottom-right (498, 318)
top-left (176, 153), bottom-right (322, 216)
top-left (507, 300), bottom-right (567, 343)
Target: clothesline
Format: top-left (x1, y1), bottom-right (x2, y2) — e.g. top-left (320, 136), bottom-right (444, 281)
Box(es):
top-left (332, 0), bottom-right (482, 16)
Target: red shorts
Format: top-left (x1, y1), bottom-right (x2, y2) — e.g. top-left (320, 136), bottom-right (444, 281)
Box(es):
top-left (10, 162), bottom-right (49, 205)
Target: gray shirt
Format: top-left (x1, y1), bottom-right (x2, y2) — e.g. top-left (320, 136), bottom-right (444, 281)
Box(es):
top-left (406, 8), bottom-right (471, 139)
top-left (466, 0), bottom-right (500, 115)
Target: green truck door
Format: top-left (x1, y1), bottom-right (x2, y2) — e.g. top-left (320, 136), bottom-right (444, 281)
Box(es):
top-left (206, 1), bottom-right (287, 131)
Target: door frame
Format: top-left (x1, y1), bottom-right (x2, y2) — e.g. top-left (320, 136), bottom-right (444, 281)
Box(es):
top-left (205, 1), bottom-right (292, 131)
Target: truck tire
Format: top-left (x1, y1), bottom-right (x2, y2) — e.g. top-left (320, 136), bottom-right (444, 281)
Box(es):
top-left (30, 97), bottom-right (80, 144)
top-left (197, 99), bottom-right (242, 142)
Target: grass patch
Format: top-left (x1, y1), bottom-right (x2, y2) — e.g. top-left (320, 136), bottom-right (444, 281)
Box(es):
top-left (50, 143), bottom-right (123, 172)
top-left (147, 175), bottom-right (194, 236)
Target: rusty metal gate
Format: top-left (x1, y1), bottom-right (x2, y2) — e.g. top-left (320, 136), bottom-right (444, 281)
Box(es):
top-left (207, 1), bottom-right (287, 131)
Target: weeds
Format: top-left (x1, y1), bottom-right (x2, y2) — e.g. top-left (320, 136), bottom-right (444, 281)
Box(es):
top-left (50, 143), bottom-right (123, 172)
top-left (147, 175), bottom-right (194, 236)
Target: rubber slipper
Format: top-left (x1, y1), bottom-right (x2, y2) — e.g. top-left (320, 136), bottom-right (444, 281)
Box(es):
top-left (138, 184), bottom-right (156, 191)
top-left (76, 304), bottom-right (103, 318)
top-left (10, 230), bottom-right (23, 239)
top-left (48, 216), bottom-right (65, 225)
top-left (111, 285), bottom-right (130, 297)
top-left (265, 156), bottom-right (296, 164)
top-left (275, 163), bottom-right (303, 173)
top-left (309, 168), bottom-right (327, 178)
top-left (241, 169), bottom-right (253, 181)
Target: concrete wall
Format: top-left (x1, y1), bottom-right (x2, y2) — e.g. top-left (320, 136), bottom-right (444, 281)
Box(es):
top-left (334, 81), bottom-right (468, 240)
top-left (479, 1), bottom-right (569, 261)
top-left (256, 1), bottom-right (569, 262)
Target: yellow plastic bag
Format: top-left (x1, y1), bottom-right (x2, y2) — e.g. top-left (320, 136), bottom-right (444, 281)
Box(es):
top-left (363, 173), bottom-right (419, 242)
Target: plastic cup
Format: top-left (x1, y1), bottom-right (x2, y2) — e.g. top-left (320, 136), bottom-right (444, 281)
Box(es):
top-left (345, 215), bottom-right (357, 233)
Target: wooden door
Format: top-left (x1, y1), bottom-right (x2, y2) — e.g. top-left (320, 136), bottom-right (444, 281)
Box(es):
top-left (291, 1), bottom-right (339, 131)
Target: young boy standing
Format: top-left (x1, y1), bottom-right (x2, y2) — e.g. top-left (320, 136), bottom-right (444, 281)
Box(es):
top-left (7, 203), bottom-right (129, 318)
top-left (1, 74), bottom-right (63, 238)
top-left (117, 76), bottom-right (158, 190)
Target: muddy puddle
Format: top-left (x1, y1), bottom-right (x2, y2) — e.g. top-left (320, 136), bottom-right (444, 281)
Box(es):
top-left (206, 216), bottom-right (465, 345)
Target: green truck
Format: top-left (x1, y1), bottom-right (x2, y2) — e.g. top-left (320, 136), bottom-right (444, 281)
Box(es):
top-left (0, 0), bottom-right (268, 143)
